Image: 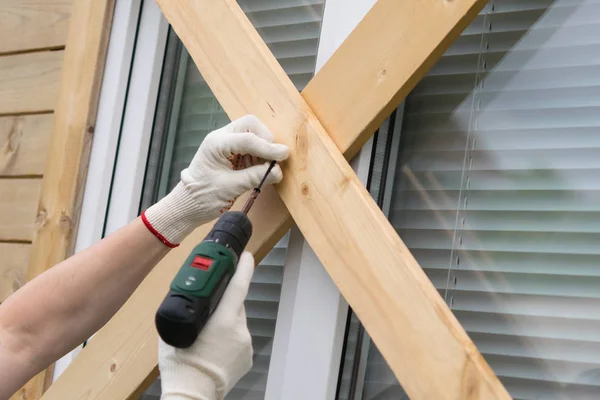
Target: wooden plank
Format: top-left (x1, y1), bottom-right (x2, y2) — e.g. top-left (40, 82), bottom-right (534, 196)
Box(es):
top-left (0, 179), bottom-right (41, 242)
top-left (0, 0), bottom-right (72, 55)
top-left (0, 51), bottom-right (63, 115)
top-left (303, 0), bottom-right (490, 161)
top-left (157, 2), bottom-right (509, 399)
top-left (0, 243), bottom-right (30, 303)
top-left (0, 115), bottom-right (53, 176)
top-left (11, 0), bottom-right (116, 398)
top-left (43, 0), bottom-right (502, 399)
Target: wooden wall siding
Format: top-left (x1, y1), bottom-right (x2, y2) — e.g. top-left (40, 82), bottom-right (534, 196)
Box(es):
top-left (0, 179), bottom-right (41, 241)
top-left (10, 0), bottom-right (115, 396)
top-left (0, 0), bottom-right (69, 307)
top-left (0, 115), bottom-right (53, 176)
top-left (0, 51), bottom-right (63, 115)
top-left (0, 243), bottom-right (30, 302)
top-left (0, 0), bottom-right (72, 55)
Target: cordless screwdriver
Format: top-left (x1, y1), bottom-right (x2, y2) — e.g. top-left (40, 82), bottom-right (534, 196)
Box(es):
top-left (155, 161), bottom-right (276, 349)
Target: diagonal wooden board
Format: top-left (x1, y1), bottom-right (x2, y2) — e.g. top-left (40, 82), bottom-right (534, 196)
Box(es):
top-left (42, 1), bottom-right (511, 399)
top-left (154, 2), bottom-right (510, 399)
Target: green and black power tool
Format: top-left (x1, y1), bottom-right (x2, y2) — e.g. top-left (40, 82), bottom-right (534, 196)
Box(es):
top-left (155, 161), bottom-right (276, 349)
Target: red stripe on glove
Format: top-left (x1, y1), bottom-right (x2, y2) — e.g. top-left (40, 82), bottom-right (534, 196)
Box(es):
top-left (141, 210), bottom-right (179, 248)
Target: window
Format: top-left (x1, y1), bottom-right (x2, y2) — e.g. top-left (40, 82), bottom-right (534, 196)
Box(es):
top-left (62, 0), bottom-right (376, 397)
top-left (339, 1), bottom-right (600, 399)
top-left (139, 1), bottom-right (326, 398)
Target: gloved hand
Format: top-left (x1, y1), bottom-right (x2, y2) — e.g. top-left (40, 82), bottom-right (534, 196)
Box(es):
top-left (142, 115), bottom-right (289, 247)
top-left (158, 251), bottom-right (255, 400)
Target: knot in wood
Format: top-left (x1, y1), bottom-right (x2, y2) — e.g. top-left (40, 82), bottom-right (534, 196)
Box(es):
top-left (0, 117), bottom-right (23, 172)
top-left (378, 68), bottom-right (388, 83)
top-left (59, 212), bottom-right (73, 234)
top-left (14, 387), bottom-right (28, 400)
top-left (301, 182), bottom-right (310, 197)
top-left (340, 173), bottom-right (353, 191)
top-left (5, 117), bottom-right (23, 153)
top-left (35, 209), bottom-right (48, 229)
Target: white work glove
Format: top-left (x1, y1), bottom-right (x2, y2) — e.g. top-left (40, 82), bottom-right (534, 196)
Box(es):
top-left (142, 115), bottom-right (289, 247)
top-left (158, 252), bottom-right (255, 400)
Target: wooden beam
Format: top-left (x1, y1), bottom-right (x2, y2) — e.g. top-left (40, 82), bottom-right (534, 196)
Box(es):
top-left (158, 2), bottom-right (509, 399)
top-left (0, 51), bottom-right (63, 115)
top-left (303, 0), bottom-right (490, 161)
top-left (43, 1), bottom-right (502, 399)
top-left (0, 115), bottom-right (53, 176)
top-left (0, 179), bottom-right (41, 241)
top-left (0, 0), bottom-right (72, 55)
top-left (11, 0), bottom-right (116, 398)
top-left (0, 243), bottom-right (30, 303)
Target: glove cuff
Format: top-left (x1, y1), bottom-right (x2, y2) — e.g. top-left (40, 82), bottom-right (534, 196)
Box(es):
top-left (142, 182), bottom-right (206, 247)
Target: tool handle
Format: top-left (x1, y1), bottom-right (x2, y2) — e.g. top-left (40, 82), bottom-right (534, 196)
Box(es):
top-left (155, 212), bottom-right (252, 348)
top-left (155, 244), bottom-right (234, 347)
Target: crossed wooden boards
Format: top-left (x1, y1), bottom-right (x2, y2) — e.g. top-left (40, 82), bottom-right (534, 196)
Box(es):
top-left (42, 1), bottom-right (512, 399)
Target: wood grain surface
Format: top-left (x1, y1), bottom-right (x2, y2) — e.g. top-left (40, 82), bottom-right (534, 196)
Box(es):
top-left (0, 0), bottom-right (72, 55)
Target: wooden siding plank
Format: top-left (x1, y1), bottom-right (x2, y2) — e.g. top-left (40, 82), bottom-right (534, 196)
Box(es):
top-left (0, 243), bottom-right (30, 303)
top-left (0, 51), bottom-right (63, 115)
top-left (43, 1), bottom-right (506, 399)
top-left (10, 0), bottom-right (116, 398)
top-left (0, 115), bottom-right (53, 176)
top-left (0, 0), bottom-right (72, 55)
top-left (0, 179), bottom-right (41, 242)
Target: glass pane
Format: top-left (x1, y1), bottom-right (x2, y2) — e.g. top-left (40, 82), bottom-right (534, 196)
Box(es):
top-left (139, 1), bottom-right (325, 399)
top-left (339, 0), bottom-right (600, 399)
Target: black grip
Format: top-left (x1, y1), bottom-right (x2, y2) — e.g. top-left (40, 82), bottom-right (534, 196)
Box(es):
top-left (155, 270), bottom-right (232, 348)
top-left (155, 211), bottom-right (253, 348)
top-left (203, 211), bottom-right (252, 259)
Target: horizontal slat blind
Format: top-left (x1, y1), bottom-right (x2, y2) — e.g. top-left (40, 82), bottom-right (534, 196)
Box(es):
top-left (361, 1), bottom-right (600, 399)
top-left (142, 2), bottom-right (325, 399)
top-left (228, 237), bottom-right (288, 399)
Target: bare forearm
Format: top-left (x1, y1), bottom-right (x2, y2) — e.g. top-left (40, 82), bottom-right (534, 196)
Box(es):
top-left (0, 115), bottom-right (289, 399)
top-left (0, 218), bottom-right (169, 393)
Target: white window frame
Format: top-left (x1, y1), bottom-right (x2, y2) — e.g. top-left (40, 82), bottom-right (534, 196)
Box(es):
top-left (265, 1), bottom-right (376, 398)
top-left (103, 0), bottom-right (169, 235)
top-left (56, 1), bottom-right (377, 398)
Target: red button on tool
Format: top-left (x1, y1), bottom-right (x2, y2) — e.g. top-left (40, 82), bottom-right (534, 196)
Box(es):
top-left (191, 256), bottom-right (212, 270)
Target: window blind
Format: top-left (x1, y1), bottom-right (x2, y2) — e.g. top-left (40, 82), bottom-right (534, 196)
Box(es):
top-left (164, 0), bottom-right (326, 190)
top-left (354, 1), bottom-right (600, 399)
top-left (140, 1), bottom-right (324, 399)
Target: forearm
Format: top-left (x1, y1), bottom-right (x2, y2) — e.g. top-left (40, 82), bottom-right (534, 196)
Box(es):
top-left (0, 218), bottom-right (169, 395)
top-left (0, 115), bottom-right (287, 399)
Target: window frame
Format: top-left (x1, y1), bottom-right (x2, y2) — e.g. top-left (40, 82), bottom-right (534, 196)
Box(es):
top-left (54, 1), bottom-right (378, 399)
top-left (265, 2), bottom-right (378, 398)
top-left (103, 0), bottom-right (169, 236)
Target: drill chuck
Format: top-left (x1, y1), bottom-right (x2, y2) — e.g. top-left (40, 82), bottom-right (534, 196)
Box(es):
top-left (203, 211), bottom-right (252, 259)
top-left (155, 211), bottom-right (253, 348)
